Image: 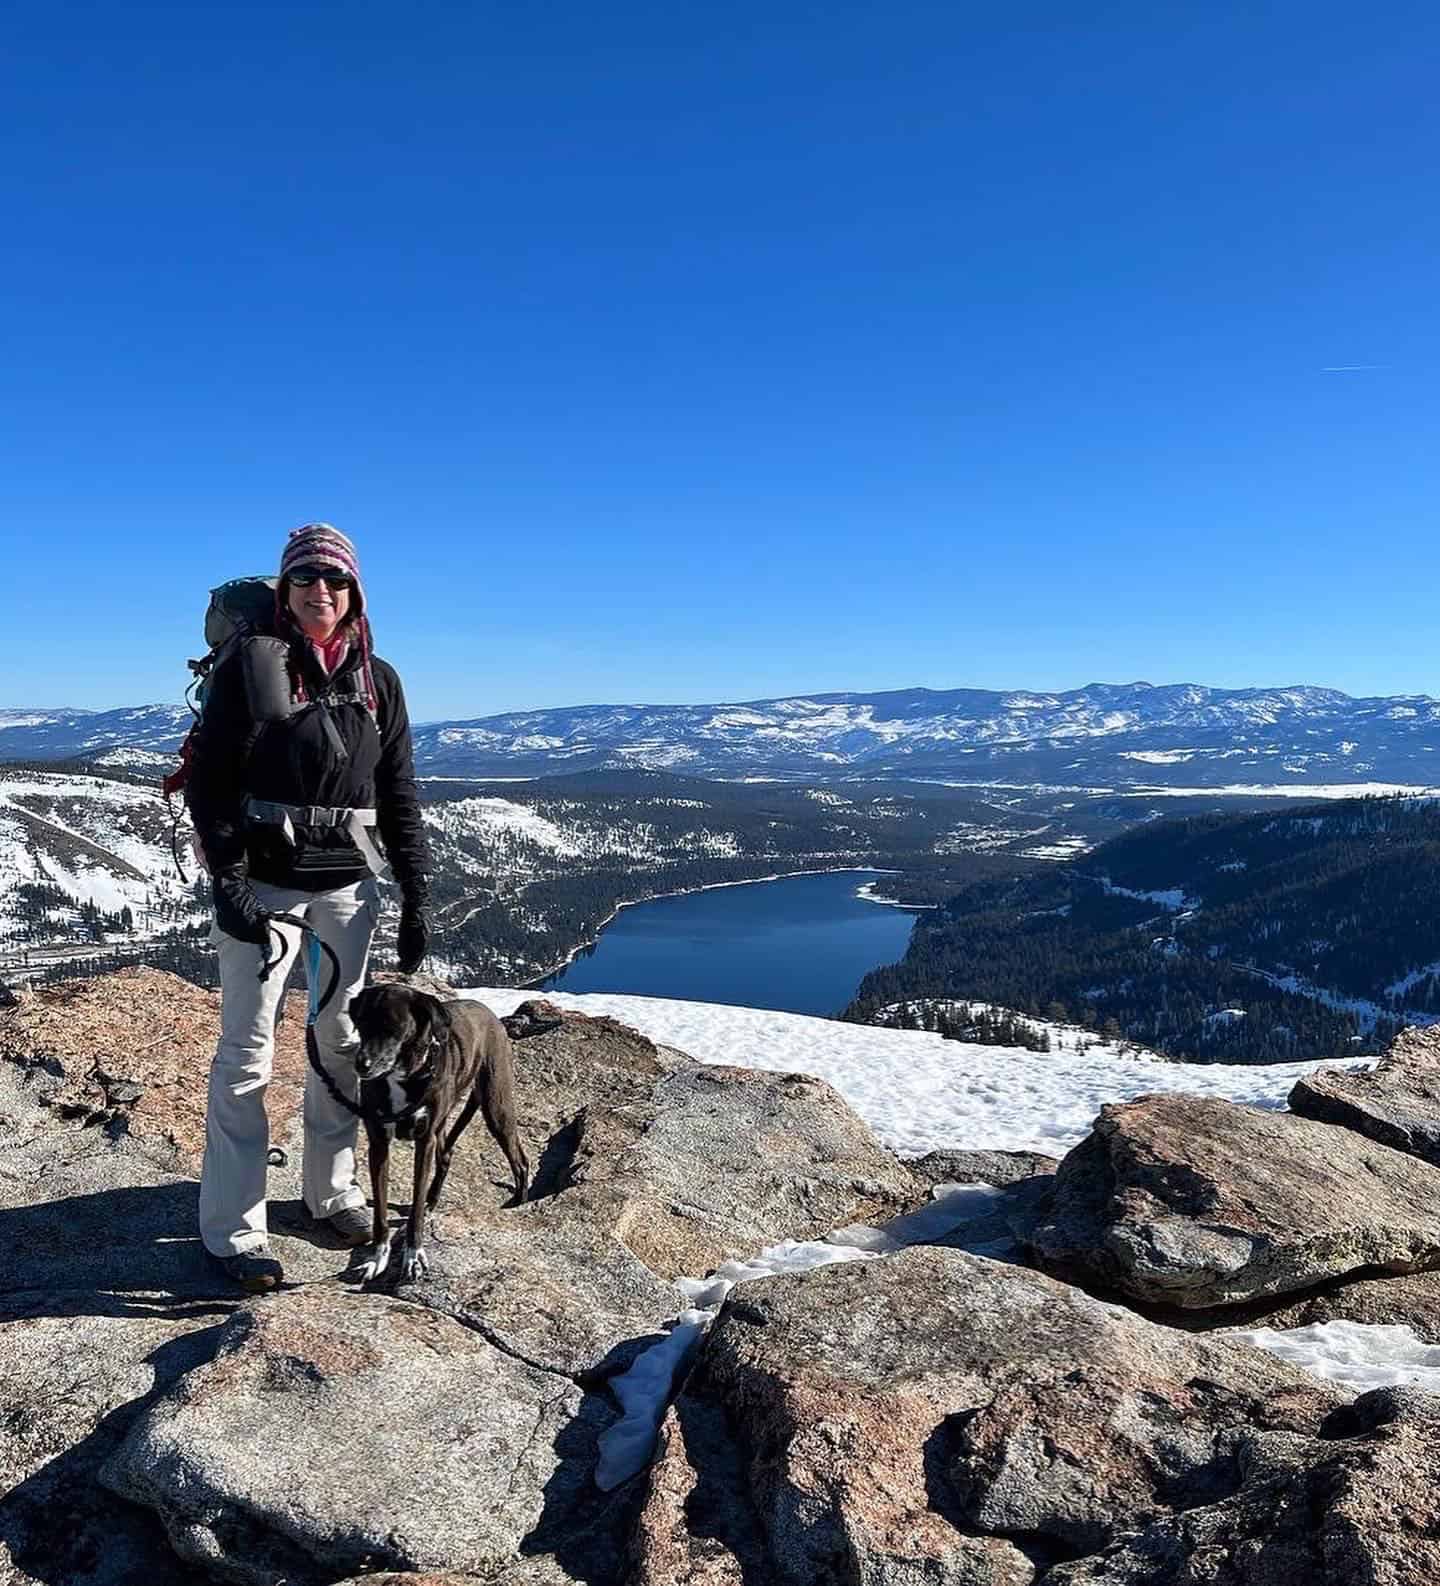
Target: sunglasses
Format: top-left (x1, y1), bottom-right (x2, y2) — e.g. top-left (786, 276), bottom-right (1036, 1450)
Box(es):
top-left (288, 568), bottom-right (353, 591)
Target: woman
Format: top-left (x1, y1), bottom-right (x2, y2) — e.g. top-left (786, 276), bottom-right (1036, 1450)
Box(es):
top-left (187, 522), bottom-right (430, 1292)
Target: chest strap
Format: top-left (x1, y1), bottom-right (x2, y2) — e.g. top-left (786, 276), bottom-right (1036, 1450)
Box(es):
top-left (245, 799), bottom-right (392, 881)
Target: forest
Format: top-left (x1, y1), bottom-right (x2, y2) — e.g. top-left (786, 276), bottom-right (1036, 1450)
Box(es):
top-left (846, 797), bottom-right (1437, 1062)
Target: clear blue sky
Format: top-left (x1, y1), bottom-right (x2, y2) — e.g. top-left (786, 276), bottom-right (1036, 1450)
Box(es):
top-left (2, 1), bottom-right (1437, 722)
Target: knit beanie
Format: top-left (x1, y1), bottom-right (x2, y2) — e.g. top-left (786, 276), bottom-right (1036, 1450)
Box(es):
top-left (277, 522), bottom-right (377, 710)
top-left (279, 522), bottom-right (367, 620)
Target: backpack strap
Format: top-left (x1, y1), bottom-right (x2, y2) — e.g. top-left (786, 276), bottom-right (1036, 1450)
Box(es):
top-left (245, 799), bottom-right (392, 880)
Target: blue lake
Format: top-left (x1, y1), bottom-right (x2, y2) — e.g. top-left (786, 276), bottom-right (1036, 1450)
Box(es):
top-left (539, 869), bottom-right (920, 1015)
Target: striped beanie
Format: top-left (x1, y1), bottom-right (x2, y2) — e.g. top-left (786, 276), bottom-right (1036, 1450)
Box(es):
top-left (277, 522), bottom-right (377, 710)
top-left (279, 522), bottom-right (366, 618)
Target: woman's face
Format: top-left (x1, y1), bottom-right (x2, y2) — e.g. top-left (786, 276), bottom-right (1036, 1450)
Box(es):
top-left (286, 568), bottom-right (352, 641)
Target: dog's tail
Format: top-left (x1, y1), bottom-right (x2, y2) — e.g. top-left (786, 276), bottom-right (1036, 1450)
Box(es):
top-left (501, 998), bottom-right (568, 1041)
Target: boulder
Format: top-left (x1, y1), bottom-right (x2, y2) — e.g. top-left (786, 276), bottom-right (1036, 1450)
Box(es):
top-left (397, 1209), bottom-right (683, 1379)
top-left (907, 1148), bottom-right (1060, 1188)
top-left (1029, 1094), bottom-right (1440, 1308)
top-left (551, 1063), bottom-right (922, 1279)
top-left (632, 1246), bottom-right (1337, 1582)
top-left (1048, 1387), bottom-right (1440, 1585)
top-left (1290, 1024), bottom-right (1440, 1168)
top-left (100, 1284), bottom-right (621, 1586)
top-left (0, 1301), bottom-right (222, 1586)
top-left (433, 997), bottom-right (677, 1218)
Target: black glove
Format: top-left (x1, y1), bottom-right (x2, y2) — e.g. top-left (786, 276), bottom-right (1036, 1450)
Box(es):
top-left (213, 870), bottom-right (273, 947)
top-left (396, 901), bottom-right (429, 974)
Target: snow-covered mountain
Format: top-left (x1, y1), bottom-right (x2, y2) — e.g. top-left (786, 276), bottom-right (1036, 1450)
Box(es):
top-left (404, 682), bottom-right (1440, 784)
top-left (0, 705), bottom-right (189, 762)
top-left (6, 682), bottom-right (1440, 786)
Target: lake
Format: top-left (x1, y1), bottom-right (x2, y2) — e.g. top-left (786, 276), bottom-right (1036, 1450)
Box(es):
top-left (538, 869), bottom-right (921, 1015)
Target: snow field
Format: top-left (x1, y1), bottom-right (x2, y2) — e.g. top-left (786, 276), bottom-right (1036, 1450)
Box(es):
top-left (0, 773), bottom-right (195, 935)
top-left (470, 987), bottom-right (1371, 1161)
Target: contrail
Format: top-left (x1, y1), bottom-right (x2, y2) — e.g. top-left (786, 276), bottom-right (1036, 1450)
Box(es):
top-left (1321, 364), bottom-right (1388, 371)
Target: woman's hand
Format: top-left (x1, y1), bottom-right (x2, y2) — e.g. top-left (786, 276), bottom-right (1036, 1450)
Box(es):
top-left (213, 870), bottom-right (272, 946)
top-left (396, 900), bottom-right (429, 974)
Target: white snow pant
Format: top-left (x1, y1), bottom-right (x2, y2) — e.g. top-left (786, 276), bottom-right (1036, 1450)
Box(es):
top-left (199, 877), bottom-right (380, 1258)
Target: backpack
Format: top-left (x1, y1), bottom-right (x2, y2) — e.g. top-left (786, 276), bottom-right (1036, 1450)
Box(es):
top-left (162, 577), bottom-right (380, 878)
top-left (162, 577), bottom-right (279, 802)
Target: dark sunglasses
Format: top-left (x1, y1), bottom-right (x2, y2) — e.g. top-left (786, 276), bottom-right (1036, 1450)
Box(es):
top-left (287, 567), bottom-right (353, 591)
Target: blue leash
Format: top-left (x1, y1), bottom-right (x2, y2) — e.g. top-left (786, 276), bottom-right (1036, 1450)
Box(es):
top-left (258, 913), bottom-right (365, 1120)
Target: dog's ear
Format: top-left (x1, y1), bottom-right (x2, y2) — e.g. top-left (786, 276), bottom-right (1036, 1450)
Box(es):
top-left (411, 991), bottom-right (452, 1052)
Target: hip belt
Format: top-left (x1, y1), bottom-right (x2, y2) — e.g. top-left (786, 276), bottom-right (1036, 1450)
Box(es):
top-left (245, 799), bottom-right (392, 881)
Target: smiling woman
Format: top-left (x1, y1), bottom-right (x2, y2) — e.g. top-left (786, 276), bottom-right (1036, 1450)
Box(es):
top-left (184, 521), bottom-right (434, 1294)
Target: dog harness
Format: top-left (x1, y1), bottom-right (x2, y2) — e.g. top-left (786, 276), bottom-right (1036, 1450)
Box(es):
top-left (245, 797), bottom-right (392, 881)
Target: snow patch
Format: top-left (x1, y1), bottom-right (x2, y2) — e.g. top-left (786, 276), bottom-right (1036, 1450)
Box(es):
top-left (1231, 1320), bottom-right (1440, 1396)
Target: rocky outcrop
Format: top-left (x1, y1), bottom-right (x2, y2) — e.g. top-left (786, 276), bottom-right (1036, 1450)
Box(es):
top-left (14, 968), bottom-right (1440, 1586)
top-left (1028, 1093), bottom-right (1440, 1307)
top-left (0, 971), bottom-right (928, 1585)
top-left (1289, 1023), bottom-right (1440, 1168)
top-left (908, 1148), bottom-right (1060, 1188)
top-left (99, 1284), bottom-right (620, 1586)
top-left (1048, 1386), bottom-right (1440, 1585)
top-left (549, 1063), bottom-right (921, 1279)
top-left (630, 1246), bottom-right (1339, 1583)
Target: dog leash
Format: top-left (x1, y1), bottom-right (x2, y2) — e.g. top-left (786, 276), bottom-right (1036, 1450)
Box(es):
top-left (259, 912), bottom-right (367, 1122)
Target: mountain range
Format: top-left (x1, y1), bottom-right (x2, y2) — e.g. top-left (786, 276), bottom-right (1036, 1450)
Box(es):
top-left (6, 681), bottom-right (1440, 785)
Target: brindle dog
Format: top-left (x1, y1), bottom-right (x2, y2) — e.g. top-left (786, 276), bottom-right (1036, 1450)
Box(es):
top-left (347, 984), bottom-right (530, 1283)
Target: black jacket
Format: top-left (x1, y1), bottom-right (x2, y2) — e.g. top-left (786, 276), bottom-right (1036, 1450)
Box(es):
top-left (186, 631), bottom-right (429, 900)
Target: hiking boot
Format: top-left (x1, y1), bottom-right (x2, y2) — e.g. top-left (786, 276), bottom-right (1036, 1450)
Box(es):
top-left (321, 1205), bottom-right (373, 1247)
top-left (207, 1248), bottom-right (284, 1294)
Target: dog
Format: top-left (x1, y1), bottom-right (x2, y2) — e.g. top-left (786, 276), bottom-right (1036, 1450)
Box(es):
top-left (347, 984), bottom-right (531, 1283)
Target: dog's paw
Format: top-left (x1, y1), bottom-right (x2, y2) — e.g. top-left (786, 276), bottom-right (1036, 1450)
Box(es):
top-left (358, 1241), bottom-right (392, 1285)
top-left (401, 1243), bottom-right (429, 1281)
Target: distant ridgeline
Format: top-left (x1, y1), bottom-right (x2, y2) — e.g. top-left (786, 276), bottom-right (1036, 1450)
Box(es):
top-left (845, 796), bottom-right (1440, 1063)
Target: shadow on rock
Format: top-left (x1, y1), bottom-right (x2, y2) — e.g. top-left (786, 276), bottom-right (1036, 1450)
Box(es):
top-left (522, 1386), bottom-right (641, 1586)
top-left (0, 1322), bottom-right (228, 1585)
top-left (0, 1179), bottom-right (238, 1317)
